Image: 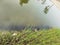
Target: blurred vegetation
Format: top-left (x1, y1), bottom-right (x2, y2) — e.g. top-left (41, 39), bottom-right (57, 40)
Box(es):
top-left (19, 0), bottom-right (46, 5)
top-left (19, 0), bottom-right (50, 14)
top-left (0, 28), bottom-right (60, 45)
top-left (44, 6), bottom-right (49, 14)
top-left (20, 0), bottom-right (29, 6)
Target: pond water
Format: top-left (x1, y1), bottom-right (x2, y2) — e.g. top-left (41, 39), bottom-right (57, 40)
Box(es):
top-left (0, 0), bottom-right (60, 29)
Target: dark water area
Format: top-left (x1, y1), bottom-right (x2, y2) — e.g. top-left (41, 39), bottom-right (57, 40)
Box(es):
top-left (0, 24), bottom-right (52, 31)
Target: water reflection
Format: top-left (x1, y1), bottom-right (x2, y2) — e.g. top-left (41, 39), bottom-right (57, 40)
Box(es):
top-left (0, 0), bottom-right (60, 30)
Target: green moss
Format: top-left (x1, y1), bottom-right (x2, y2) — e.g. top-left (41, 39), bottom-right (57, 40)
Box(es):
top-left (0, 29), bottom-right (60, 45)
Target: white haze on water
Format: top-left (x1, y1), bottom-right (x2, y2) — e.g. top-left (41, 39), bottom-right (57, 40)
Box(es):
top-left (0, 0), bottom-right (60, 28)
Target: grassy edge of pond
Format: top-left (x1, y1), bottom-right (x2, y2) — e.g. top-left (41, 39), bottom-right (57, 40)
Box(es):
top-left (0, 28), bottom-right (60, 45)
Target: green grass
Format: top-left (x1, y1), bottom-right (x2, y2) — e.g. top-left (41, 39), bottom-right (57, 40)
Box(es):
top-left (0, 28), bottom-right (60, 45)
